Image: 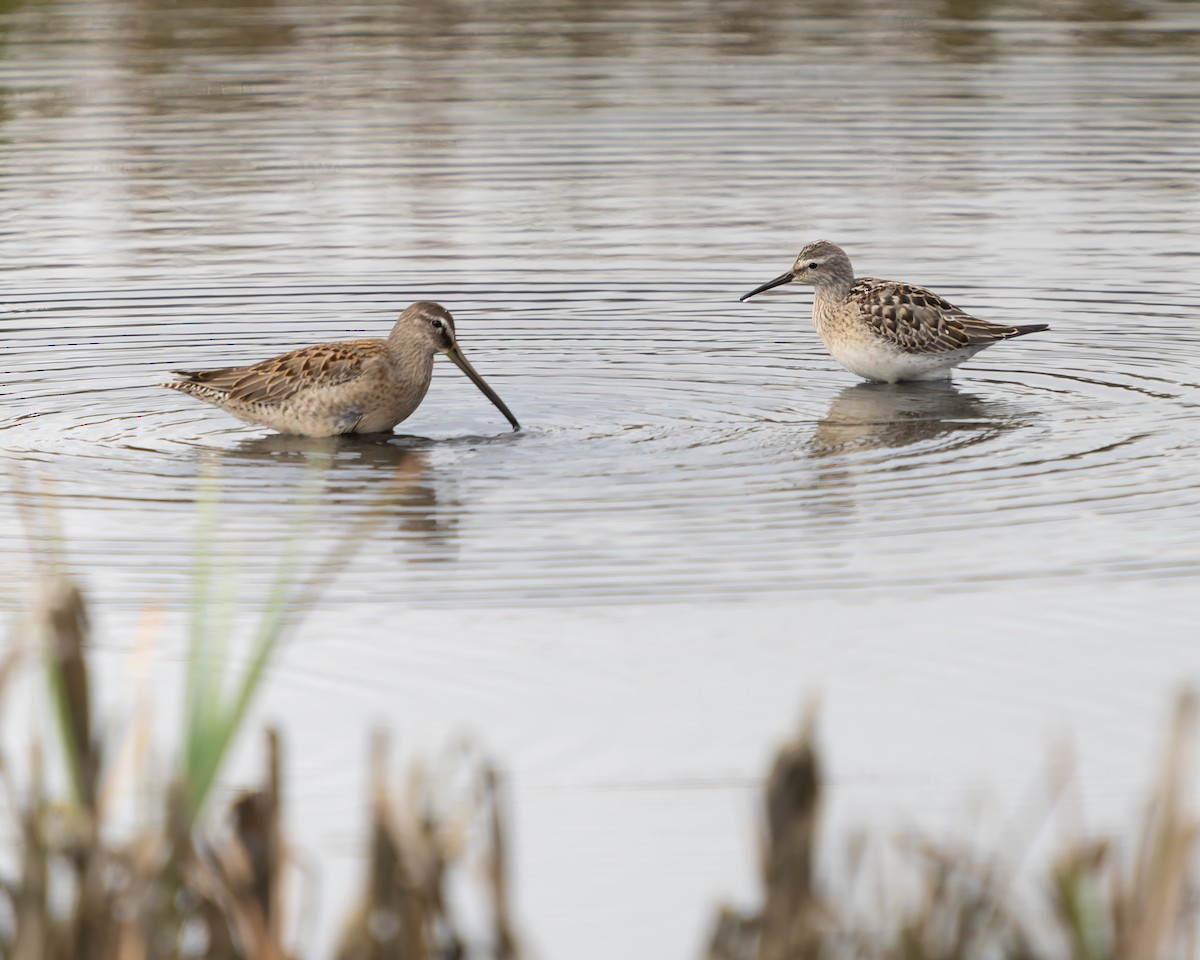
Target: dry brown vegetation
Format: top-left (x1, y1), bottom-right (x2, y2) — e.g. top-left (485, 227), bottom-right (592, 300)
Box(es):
top-left (706, 696), bottom-right (1200, 960)
top-left (2, 475), bottom-right (1197, 958)
top-left (0, 573), bottom-right (521, 960)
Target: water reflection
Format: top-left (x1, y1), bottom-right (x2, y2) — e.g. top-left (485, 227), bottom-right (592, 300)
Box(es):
top-left (802, 382), bottom-right (1030, 525)
top-left (3, 2), bottom-right (1200, 958)
top-left (808, 381), bottom-right (1025, 459)
top-left (229, 432), bottom-right (427, 467)
top-left (226, 435), bottom-right (456, 556)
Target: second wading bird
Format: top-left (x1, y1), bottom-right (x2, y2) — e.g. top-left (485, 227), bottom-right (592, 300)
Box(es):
top-left (162, 301), bottom-right (520, 437)
top-left (740, 241), bottom-right (1047, 383)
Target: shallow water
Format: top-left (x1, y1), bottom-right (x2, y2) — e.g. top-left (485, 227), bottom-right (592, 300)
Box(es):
top-left (3, 0), bottom-right (1200, 955)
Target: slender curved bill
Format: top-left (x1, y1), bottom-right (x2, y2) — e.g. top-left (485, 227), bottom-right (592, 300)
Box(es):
top-left (740, 271), bottom-right (795, 302)
top-left (445, 344), bottom-right (521, 431)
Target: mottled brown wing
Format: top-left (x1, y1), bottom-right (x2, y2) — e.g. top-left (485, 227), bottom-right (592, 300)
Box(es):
top-left (853, 278), bottom-right (1022, 354)
top-left (174, 340), bottom-right (385, 406)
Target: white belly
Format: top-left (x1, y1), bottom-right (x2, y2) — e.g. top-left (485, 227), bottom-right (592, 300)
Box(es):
top-left (825, 339), bottom-right (982, 383)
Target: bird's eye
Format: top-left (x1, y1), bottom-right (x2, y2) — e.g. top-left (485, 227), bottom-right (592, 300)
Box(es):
top-left (430, 318), bottom-right (444, 330)
top-left (807, 261), bottom-right (819, 269)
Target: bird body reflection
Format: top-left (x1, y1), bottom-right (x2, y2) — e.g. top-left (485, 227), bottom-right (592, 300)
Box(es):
top-left (808, 381), bottom-right (1024, 459)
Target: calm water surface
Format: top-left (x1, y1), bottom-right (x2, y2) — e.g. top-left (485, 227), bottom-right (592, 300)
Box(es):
top-left (3, 0), bottom-right (1200, 955)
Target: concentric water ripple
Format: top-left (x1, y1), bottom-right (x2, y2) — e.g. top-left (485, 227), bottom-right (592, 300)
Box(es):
top-left (5, 4), bottom-right (1200, 959)
top-left (4, 278), bottom-right (1199, 607)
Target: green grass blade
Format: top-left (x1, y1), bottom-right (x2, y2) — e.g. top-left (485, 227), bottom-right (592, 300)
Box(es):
top-left (181, 457), bottom-right (224, 821)
top-left (180, 457), bottom-right (326, 825)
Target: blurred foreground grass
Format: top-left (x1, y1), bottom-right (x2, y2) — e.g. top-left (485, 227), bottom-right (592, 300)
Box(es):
top-left (706, 693), bottom-right (1199, 960)
top-left (3, 461), bottom-right (518, 960)
top-left (2, 467), bottom-right (1197, 959)
top-left (4, 571), bottom-right (519, 960)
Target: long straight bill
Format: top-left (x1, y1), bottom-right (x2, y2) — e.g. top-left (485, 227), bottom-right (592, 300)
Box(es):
top-left (446, 345), bottom-right (521, 431)
top-left (740, 271), bottom-right (795, 302)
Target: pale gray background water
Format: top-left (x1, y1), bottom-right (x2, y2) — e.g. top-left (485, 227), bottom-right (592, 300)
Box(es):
top-left (3, 0), bottom-right (1200, 955)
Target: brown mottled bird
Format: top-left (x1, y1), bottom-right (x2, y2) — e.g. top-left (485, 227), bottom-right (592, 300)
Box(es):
top-left (161, 301), bottom-right (519, 436)
top-left (740, 240), bottom-right (1047, 383)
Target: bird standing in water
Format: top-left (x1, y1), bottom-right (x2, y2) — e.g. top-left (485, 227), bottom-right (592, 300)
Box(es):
top-left (740, 241), bottom-right (1047, 383)
top-left (162, 301), bottom-right (520, 436)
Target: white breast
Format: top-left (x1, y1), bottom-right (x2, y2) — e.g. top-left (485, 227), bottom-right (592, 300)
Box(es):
top-left (811, 295), bottom-right (983, 383)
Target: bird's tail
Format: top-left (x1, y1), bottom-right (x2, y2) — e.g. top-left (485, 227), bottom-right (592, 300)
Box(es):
top-left (1009, 323), bottom-right (1049, 338)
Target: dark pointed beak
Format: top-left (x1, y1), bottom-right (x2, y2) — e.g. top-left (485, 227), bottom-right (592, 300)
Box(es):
top-left (445, 342), bottom-right (521, 431)
top-left (740, 271), bottom-right (795, 302)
